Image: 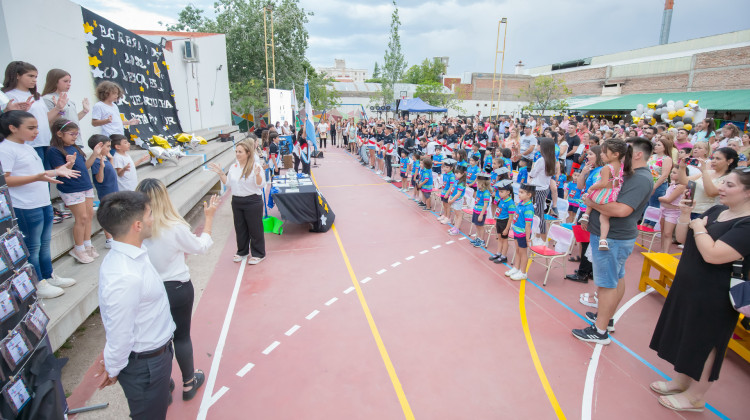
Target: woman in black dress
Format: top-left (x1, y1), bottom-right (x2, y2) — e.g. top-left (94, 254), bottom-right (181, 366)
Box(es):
top-left (649, 168), bottom-right (750, 413)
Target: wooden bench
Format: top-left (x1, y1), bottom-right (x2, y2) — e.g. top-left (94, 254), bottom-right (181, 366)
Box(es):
top-left (638, 252), bottom-right (750, 363)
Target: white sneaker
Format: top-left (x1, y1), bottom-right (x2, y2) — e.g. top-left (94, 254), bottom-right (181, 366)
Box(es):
top-left (505, 267), bottom-right (519, 277)
top-left (104, 240), bottom-right (113, 249)
top-left (69, 248), bottom-right (94, 264)
top-left (36, 280), bottom-right (64, 299)
top-left (511, 271), bottom-right (528, 281)
top-left (48, 272), bottom-right (76, 288)
top-left (87, 246), bottom-right (100, 259)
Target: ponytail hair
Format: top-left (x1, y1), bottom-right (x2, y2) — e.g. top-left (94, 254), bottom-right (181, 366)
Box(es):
top-left (0, 110), bottom-right (36, 142)
top-left (601, 138), bottom-right (633, 176)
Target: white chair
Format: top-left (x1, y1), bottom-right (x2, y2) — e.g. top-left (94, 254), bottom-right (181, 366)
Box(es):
top-left (637, 206), bottom-right (662, 252)
top-left (529, 224), bottom-right (576, 286)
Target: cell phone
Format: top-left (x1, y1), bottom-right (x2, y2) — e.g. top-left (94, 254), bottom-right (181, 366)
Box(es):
top-left (686, 180), bottom-right (697, 205)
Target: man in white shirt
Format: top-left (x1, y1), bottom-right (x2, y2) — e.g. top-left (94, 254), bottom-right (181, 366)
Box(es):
top-left (317, 120), bottom-right (329, 148)
top-left (95, 191), bottom-right (175, 419)
top-left (519, 125), bottom-right (538, 160)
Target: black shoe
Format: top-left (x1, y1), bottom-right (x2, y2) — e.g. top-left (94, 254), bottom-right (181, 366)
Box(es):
top-left (489, 254), bottom-right (501, 261)
top-left (495, 255), bottom-right (508, 264)
top-left (572, 324), bottom-right (610, 344)
top-left (565, 273), bottom-right (589, 283)
top-left (170, 378), bottom-right (175, 393)
top-left (585, 312), bottom-right (615, 332)
top-left (183, 370), bottom-right (205, 401)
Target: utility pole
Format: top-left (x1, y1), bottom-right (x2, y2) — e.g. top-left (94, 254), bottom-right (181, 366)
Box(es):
top-left (659, 0), bottom-right (674, 45)
top-left (489, 18), bottom-right (508, 121)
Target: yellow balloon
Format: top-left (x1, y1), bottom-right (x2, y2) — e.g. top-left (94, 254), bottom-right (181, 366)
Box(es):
top-left (650, 118), bottom-right (656, 125)
top-left (647, 102), bottom-right (657, 109)
top-left (676, 109), bottom-right (685, 117)
top-left (633, 117), bottom-right (640, 123)
top-left (668, 111), bottom-right (677, 119)
top-left (684, 124), bottom-right (692, 131)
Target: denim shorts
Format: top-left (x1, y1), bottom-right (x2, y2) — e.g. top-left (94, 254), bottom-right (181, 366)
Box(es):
top-left (590, 233), bottom-right (636, 289)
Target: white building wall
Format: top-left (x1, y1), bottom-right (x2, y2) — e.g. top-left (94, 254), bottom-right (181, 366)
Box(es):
top-left (137, 34), bottom-right (231, 133)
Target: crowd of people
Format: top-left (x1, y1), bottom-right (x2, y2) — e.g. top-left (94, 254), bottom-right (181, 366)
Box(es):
top-left (327, 112), bottom-right (750, 414)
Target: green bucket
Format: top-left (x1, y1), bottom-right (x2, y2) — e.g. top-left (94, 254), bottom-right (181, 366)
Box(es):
top-left (263, 216), bottom-right (284, 235)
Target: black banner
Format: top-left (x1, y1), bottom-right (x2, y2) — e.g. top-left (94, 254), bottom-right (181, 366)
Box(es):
top-left (81, 8), bottom-right (182, 141)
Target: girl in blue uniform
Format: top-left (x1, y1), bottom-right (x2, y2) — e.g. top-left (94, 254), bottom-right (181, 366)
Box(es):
top-left (489, 180), bottom-right (515, 264)
top-left (470, 173), bottom-right (492, 248)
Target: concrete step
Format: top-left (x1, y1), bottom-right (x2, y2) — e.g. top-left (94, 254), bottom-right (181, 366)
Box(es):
top-left (45, 143), bottom-right (238, 351)
top-left (49, 138), bottom-right (237, 261)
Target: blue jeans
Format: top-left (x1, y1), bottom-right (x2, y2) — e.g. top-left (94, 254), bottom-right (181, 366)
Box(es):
top-left (34, 146), bottom-right (51, 170)
top-left (14, 206), bottom-right (54, 280)
top-left (648, 182), bottom-right (667, 208)
top-left (590, 233), bottom-right (636, 289)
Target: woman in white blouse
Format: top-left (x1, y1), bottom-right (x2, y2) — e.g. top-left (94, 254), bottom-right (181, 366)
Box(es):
top-left (209, 140), bottom-right (267, 264)
top-left (137, 178), bottom-right (218, 401)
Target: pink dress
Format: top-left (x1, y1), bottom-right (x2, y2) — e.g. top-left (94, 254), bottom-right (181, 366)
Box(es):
top-left (588, 163), bottom-right (623, 204)
top-left (660, 182), bottom-right (682, 224)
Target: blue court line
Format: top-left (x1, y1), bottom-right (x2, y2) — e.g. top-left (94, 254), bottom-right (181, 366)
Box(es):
top-left (341, 150), bottom-right (731, 419)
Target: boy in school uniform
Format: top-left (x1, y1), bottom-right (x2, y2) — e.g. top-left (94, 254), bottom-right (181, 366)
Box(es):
top-left (417, 156), bottom-right (433, 210)
top-left (506, 184), bottom-right (536, 281)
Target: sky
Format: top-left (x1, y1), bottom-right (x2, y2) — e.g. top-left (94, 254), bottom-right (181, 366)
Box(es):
top-left (77, 0), bottom-right (750, 77)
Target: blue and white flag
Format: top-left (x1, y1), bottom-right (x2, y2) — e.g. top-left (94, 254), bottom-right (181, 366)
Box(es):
top-left (304, 78), bottom-right (318, 152)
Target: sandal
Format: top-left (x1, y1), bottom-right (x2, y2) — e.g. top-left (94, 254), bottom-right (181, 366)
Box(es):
top-left (579, 293), bottom-right (598, 308)
top-left (233, 255), bottom-right (243, 263)
top-left (649, 381), bottom-right (685, 396)
top-left (568, 255), bottom-right (581, 262)
top-left (579, 214), bottom-right (589, 230)
top-left (657, 394), bottom-right (704, 413)
top-left (183, 370), bottom-right (205, 401)
top-left (598, 239), bottom-right (610, 251)
top-left (52, 215), bottom-right (63, 224)
top-left (247, 256), bottom-right (265, 265)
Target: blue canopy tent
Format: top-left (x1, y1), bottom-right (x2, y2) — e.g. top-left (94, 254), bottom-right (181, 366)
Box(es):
top-left (397, 98), bottom-right (448, 113)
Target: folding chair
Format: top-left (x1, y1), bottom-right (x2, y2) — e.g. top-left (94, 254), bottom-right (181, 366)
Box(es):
top-left (543, 198), bottom-right (569, 229)
top-left (529, 224), bottom-right (576, 286)
top-left (637, 206), bottom-right (662, 252)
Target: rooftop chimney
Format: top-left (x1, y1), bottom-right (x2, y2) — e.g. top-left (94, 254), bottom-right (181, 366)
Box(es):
top-left (514, 60), bottom-right (524, 75)
top-left (659, 0), bottom-right (674, 45)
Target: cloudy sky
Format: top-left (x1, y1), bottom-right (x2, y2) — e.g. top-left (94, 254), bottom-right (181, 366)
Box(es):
top-left (78, 0), bottom-right (749, 77)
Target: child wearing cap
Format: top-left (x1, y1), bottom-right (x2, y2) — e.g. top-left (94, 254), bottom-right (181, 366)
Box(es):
top-left (447, 166), bottom-right (466, 235)
top-left (417, 156), bottom-right (433, 210)
top-left (506, 184), bottom-right (535, 280)
top-left (489, 180), bottom-right (515, 264)
top-left (438, 159), bottom-right (456, 224)
top-left (470, 173), bottom-right (492, 248)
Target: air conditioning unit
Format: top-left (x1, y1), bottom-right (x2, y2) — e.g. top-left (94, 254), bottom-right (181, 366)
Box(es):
top-left (183, 40), bottom-right (199, 62)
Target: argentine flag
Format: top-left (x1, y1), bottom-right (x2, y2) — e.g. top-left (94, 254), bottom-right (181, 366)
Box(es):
top-left (304, 78), bottom-right (318, 152)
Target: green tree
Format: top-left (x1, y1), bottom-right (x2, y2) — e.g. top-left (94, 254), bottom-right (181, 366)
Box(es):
top-left (161, 4), bottom-right (209, 32)
top-left (402, 58), bottom-right (446, 85)
top-left (415, 81), bottom-right (465, 114)
top-left (372, 62), bottom-right (380, 79)
top-left (379, 0), bottom-right (406, 105)
top-left (518, 75), bottom-right (571, 115)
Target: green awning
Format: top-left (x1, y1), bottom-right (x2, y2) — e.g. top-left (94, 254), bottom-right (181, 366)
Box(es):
top-left (573, 90), bottom-right (750, 112)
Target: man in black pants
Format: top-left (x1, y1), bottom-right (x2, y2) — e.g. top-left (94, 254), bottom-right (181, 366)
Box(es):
top-left (95, 191), bottom-right (175, 420)
top-left (383, 125), bottom-right (395, 181)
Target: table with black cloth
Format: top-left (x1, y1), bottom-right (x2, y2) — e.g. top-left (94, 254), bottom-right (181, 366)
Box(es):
top-left (271, 175), bottom-right (335, 232)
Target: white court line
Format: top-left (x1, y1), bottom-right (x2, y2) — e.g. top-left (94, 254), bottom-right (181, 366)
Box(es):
top-left (419, 250), bottom-right (429, 254)
top-left (459, 237), bottom-right (467, 241)
top-left (197, 257), bottom-right (247, 419)
top-left (343, 286), bottom-right (355, 294)
top-left (285, 325), bottom-right (301, 336)
top-left (391, 262), bottom-right (401, 268)
top-left (262, 341), bottom-right (281, 355)
top-left (432, 245), bottom-right (441, 249)
top-left (376, 269), bottom-right (387, 275)
top-left (208, 386), bottom-right (229, 409)
top-left (361, 277), bottom-right (372, 284)
top-left (446, 240), bottom-right (455, 244)
top-left (405, 256), bottom-right (415, 260)
top-left (581, 345), bottom-right (603, 420)
top-left (236, 363), bottom-right (255, 378)
top-left (581, 287), bottom-right (655, 420)
top-left (325, 297), bottom-right (338, 306)
top-left (306, 310), bottom-right (320, 320)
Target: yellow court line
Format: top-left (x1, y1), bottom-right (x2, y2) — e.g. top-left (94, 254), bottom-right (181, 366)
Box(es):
top-left (519, 280), bottom-right (567, 419)
top-left (318, 183), bottom-right (388, 188)
top-left (310, 171), bottom-right (415, 419)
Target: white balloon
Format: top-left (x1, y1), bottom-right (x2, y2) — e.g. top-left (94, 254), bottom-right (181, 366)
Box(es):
top-left (667, 105), bottom-right (675, 112)
top-left (631, 110), bottom-right (638, 117)
top-left (636, 104), bottom-right (644, 114)
top-left (675, 100), bottom-right (684, 109)
top-left (667, 100), bottom-right (675, 108)
top-left (684, 110), bottom-right (695, 119)
top-left (675, 121), bottom-right (684, 128)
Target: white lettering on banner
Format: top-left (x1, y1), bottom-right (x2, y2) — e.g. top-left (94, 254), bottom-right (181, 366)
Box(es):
top-left (99, 25), bottom-right (115, 40)
top-left (130, 114), bottom-right (148, 124)
top-left (124, 53), bottom-right (147, 70)
top-left (103, 67), bottom-right (118, 80)
top-left (129, 95), bottom-right (143, 106)
top-left (164, 117), bottom-right (176, 125)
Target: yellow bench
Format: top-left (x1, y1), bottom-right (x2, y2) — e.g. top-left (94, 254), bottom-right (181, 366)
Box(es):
top-left (638, 252), bottom-right (750, 363)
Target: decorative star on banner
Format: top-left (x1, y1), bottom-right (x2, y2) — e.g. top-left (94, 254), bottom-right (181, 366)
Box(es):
top-left (83, 22), bottom-right (93, 34)
top-left (113, 48), bottom-right (117, 55)
top-left (98, 49), bottom-right (102, 56)
top-left (93, 20), bottom-right (97, 27)
top-left (100, 44), bottom-right (105, 51)
top-left (88, 56), bottom-right (102, 67)
top-left (84, 32), bottom-right (96, 44)
top-left (91, 67), bottom-right (104, 78)
top-left (320, 214), bottom-right (327, 226)
top-left (139, 108), bottom-right (144, 113)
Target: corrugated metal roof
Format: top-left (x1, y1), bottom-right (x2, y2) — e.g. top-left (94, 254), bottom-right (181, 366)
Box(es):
top-left (574, 90), bottom-right (750, 111)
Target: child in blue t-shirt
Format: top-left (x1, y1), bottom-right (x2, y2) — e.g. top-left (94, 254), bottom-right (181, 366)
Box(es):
top-left (501, 148), bottom-right (513, 172)
top-left (447, 166), bottom-right (466, 236)
top-left (47, 119), bottom-right (99, 262)
top-left (506, 184), bottom-right (536, 281)
top-left (87, 134), bottom-right (119, 249)
top-left (483, 150), bottom-right (494, 170)
top-left (556, 162), bottom-right (567, 199)
top-left (565, 171), bottom-right (582, 223)
top-left (466, 156), bottom-right (480, 189)
top-left (517, 158), bottom-right (530, 184)
top-left (470, 173), bottom-right (492, 248)
top-left (399, 151), bottom-right (409, 191)
top-left (417, 157), bottom-right (433, 210)
top-left (490, 180), bottom-right (516, 264)
top-left (438, 160), bottom-right (456, 223)
top-left (432, 146), bottom-right (443, 174)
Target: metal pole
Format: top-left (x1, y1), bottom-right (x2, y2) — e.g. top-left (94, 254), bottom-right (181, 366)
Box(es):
top-left (490, 21), bottom-right (501, 121)
top-left (496, 19), bottom-right (508, 117)
top-left (270, 10), bottom-right (276, 89)
top-left (263, 7), bottom-right (270, 106)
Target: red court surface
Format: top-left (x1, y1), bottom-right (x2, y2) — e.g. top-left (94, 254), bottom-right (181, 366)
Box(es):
top-left (97, 148), bottom-right (750, 419)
